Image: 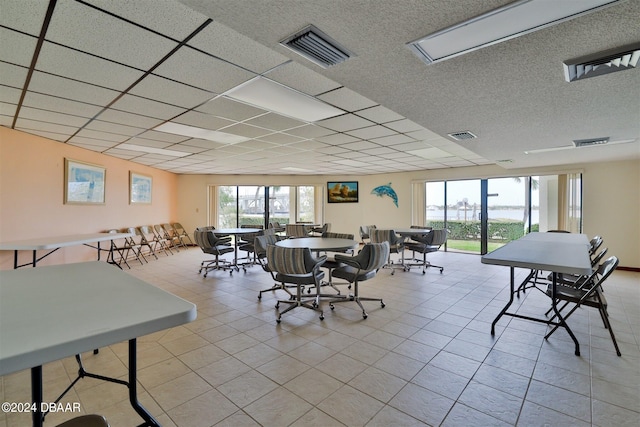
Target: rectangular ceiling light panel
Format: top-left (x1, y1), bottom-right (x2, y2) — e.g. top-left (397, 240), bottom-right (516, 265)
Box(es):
top-left (407, 0), bottom-right (620, 64)
top-left (155, 122), bottom-right (249, 144)
top-left (224, 76), bottom-right (344, 122)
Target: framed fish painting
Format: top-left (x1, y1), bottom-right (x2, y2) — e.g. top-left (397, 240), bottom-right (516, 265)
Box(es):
top-left (327, 181), bottom-right (359, 203)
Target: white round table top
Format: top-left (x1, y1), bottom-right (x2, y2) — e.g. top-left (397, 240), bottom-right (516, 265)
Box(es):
top-left (213, 228), bottom-right (262, 234)
top-left (276, 237), bottom-right (357, 252)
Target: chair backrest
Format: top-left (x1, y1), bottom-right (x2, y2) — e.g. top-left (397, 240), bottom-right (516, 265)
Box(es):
top-left (359, 225), bottom-right (376, 238)
top-left (286, 224), bottom-right (309, 238)
top-left (267, 245), bottom-right (317, 275)
top-left (595, 255), bottom-right (619, 284)
top-left (591, 247), bottom-right (608, 267)
top-left (255, 234), bottom-right (280, 258)
top-left (360, 241), bottom-right (390, 272)
top-left (370, 229), bottom-right (401, 245)
top-left (427, 229), bottom-right (448, 246)
top-left (193, 229), bottom-right (224, 250)
top-left (322, 231), bottom-right (355, 240)
top-left (589, 235), bottom-right (603, 254)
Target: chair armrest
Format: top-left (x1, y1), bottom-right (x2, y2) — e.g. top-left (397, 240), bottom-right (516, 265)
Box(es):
top-left (334, 253), bottom-right (363, 269)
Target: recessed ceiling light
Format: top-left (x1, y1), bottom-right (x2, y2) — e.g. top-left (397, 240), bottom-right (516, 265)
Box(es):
top-left (224, 76), bottom-right (344, 122)
top-left (407, 0), bottom-right (620, 65)
top-left (155, 122), bottom-right (249, 144)
top-left (117, 143), bottom-right (191, 157)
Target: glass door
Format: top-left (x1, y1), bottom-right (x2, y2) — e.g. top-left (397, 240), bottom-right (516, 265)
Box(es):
top-left (486, 177), bottom-right (530, 252)
top-left (238, 186), bottom-right (265, 227)
top-left (446, 179), bottom-right (482, 254)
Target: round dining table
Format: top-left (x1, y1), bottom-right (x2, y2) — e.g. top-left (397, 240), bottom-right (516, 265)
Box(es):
top-left (275, 237), bottom-right (358, 252)
top-left (213, 228), bottom-right (262, 269)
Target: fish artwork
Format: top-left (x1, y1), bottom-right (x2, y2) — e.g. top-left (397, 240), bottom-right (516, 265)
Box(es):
top-left (371, 183), bottom-right (398, 207)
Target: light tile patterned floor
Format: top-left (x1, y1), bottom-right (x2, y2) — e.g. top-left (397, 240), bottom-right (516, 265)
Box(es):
top-left (2, 247), bottom-right (639, 426)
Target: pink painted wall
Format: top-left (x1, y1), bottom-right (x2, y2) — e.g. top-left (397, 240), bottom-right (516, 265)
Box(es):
top-left (0, 127), bottom-right (179, 269)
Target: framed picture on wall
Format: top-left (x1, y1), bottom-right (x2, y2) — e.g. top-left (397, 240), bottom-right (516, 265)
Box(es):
top-left (327, 181), bottom-right (359, 203)
top-left (130, 171), bottom-right (152, 204)
top-left (64, 158), bottom-right (106, 204)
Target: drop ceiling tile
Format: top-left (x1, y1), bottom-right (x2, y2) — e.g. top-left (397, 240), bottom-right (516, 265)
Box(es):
top-left (360, 146), bottom-right (398, 156)
top-left (75, 128), bottom-right (129, 142)
top-left (316, 133), bottom-right (360, 145)
top-left (18, 106), bottom-right (89, 128)
top-left (0, 28), bottom-right (38, 67)
top-left (110, 94), bottom-right (185, 120)
top-left (233, 140), bottom-right (277, 150)
top-left (316, 146), bottom-right (350, 155)
top-left (83, 0), bottom-right (210, 41)
top-left (317, 87), bottom-right (376, 112)
top-left (28, 71), bottom-right (120, 106)
top-left (0, 86), bottom-right (22, 105)
top-left (97, 109), bottom-right (164, 128)
top-left (37, 42), bottom-right (144, 91)
top-left (197, 97), bottom-right (267, 121)
top-left (130, 74), bottom-right (214, 108)
top-left (22, 92), bottom-right (103, 118)
top-left (153, 46), bottom-right (255, 93)
top-left (384, 119), bottom-right (426, 133)
top-left (340, 140), bottom-right (380, 151)
top-left (355, 105), bottom-right (404, 123)
top-left (47, 0), bottom-right (178, 69)
top-left (84, 119), bottom-right (144, 136)
top-left (215, 144), bottom-right (254, 154)
top-left (408, 147), bottom-right (453, 159)
top-left (173, 111), bottom-right (235, 130)
top-left (369, 134), bottom-right (415, 146)
top-left (0, 62), bottom-right (29, 89)
top-left (180, 138), bottom-right (227, 150)
top-left (0, 102), bottom-right (17, 117)
top-left (286, 140), bottom-right (329, 150)
top-left (187, 21), bottom-right (289, 74)
top-left (257, 133), bottom-right (304, 145)
top-left (67, 142), bottom-right (106, 153)
top-left (220, 123), bottom-right (272, 138)
top-left (265, 61), bottom-right (341, 96)
top-left (136, 130), bottom-right (190, 143)
top-left (245, 113), bottom-right (305, 131)
top-left (125, 137), bottom-right (173, 149)
top-left (16, 129), bottom-right (69, 143)
top-left (0, 0), bottom-right (50, 36)
top-left (67, 136), bottom-right (119, 148)
top-left (345, 125), bottom-right (397, 140)
top-left (283, 124), bottom-right (334, 139)
top-left (392, 141), bottom-right (434, 151)
top-left (316, 114), bottom-right (373, 132)
top-left (405, 128), bottom-right (443, 141)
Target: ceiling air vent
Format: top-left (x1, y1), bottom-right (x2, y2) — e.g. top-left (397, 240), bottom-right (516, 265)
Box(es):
top-left (564, 43), bottom-right (640, 82)
top-left (573, 137), bottom-right (609, 147)
top-left (448, 131), bottom-right (477, 141)
top-left (281, 25), bottom-right (352, 68)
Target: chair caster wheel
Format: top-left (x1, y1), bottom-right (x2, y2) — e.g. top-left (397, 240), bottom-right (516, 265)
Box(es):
top-left (362, 313), bottom-right (368, 319)
top-left (276, 318), bottom-right (281, 324)
top-left (319, 314), bottom-right (324, 321)
top-left (258, 294), bottom-right (262, 300)
top-left (275, 302), bottom-right (280, 308)
top-left (422, 271), bottom-right (426, 275)
top-left (329, 303), bottom-right (335, 310)
top-left (381, 301), bottom-right (385, 308)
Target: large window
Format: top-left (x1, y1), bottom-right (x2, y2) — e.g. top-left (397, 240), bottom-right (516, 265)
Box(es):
top-left (215, 185), bottom-right (316, 228)
top-left (423, 174), bottom-right (580, 254)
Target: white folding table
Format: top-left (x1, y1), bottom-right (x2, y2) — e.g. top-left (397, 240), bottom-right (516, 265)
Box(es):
top-left (0, 261), bottom-right (197, 427)
top-left (0, 232), bottom-right (132, 269)
top-left (481, 232), bottom-right (592, 355)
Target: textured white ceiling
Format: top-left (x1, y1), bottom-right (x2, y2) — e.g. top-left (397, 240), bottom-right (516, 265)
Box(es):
top-left (1, 0), bottom-right (638, 175)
